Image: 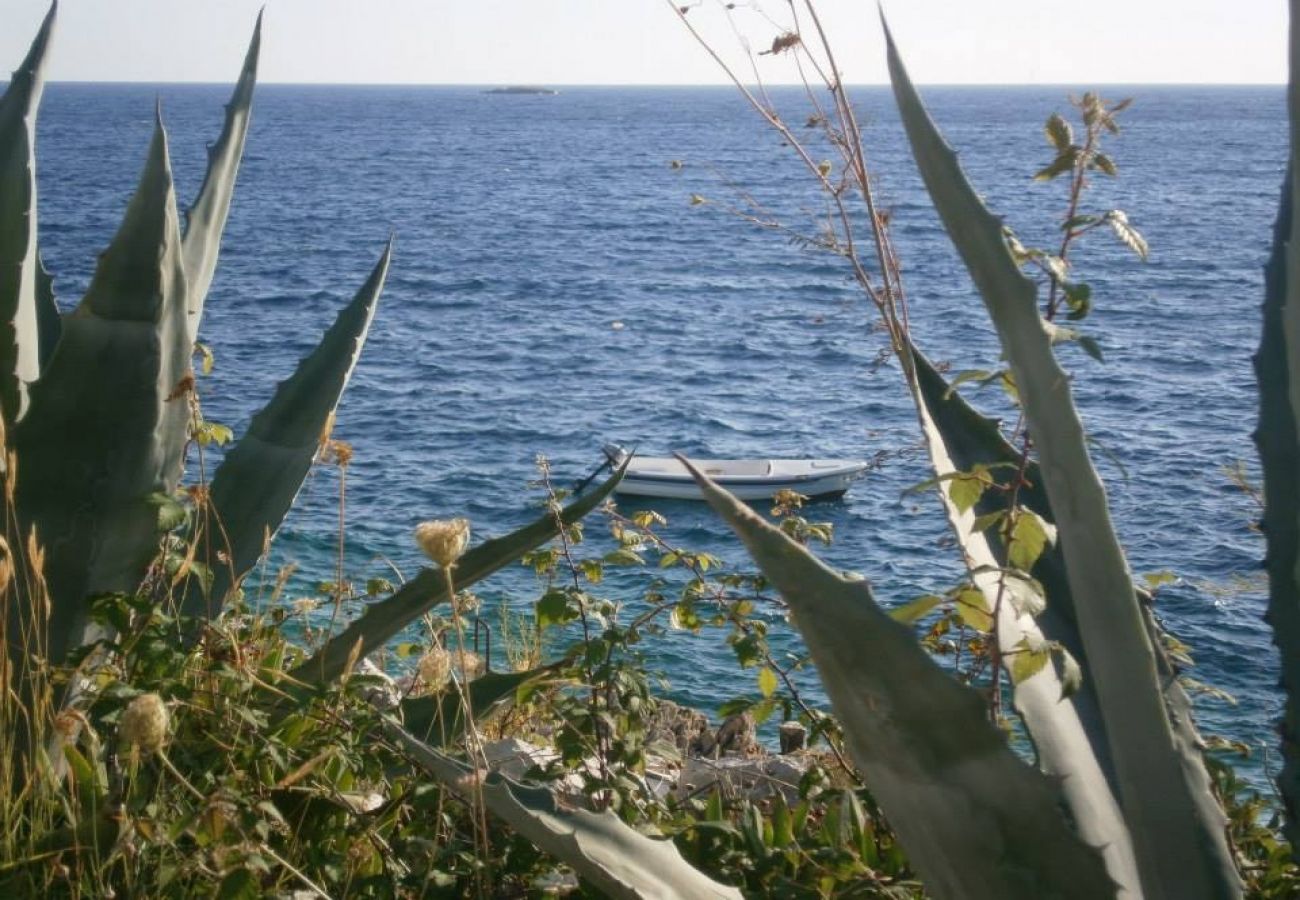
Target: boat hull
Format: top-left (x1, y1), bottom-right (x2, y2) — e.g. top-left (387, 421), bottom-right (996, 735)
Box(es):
top-left (612, 456), bottom-right (867, 501)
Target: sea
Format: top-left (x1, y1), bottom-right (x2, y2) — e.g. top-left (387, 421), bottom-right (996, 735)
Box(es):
top-left (30, 83), bottom-right (1287, 779)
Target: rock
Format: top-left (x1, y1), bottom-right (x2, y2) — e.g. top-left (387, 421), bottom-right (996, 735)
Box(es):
top-left (482, 737), bottom-right (558, 781)
top-left (675, 753), bottom-right (813, 806)
top-left (714, 712), bottom-right (759, 757)
top-left (647, 699), bottom-right (716, 758)
top-left (778, 721), bottom-right (807, 754)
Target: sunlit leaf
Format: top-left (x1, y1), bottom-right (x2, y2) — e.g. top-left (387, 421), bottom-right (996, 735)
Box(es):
top-left (1008, 510), bottom-right (1052, 572)
top-left (1011, 645), bottom-right (1052, 685)
top-left (758, 666), bottom-right (778, 698)
top-left (1044, 113), bottom-right (1072, 151)
top-left (1105, 210), bottom-right (1149, 260)
top-left (954, 587), bottom-right (992, 632)
top-left (889, 594), bottom-right (942, 624)
top-left (1063, 281), bottom-right (1092, 321)
top-left (1033, 148), bottom-right (1079, 182)
top-left (1091, 153), bottom-right (1117, 177)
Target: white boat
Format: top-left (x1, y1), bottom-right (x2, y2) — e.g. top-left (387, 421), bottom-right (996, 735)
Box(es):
top-left (603, 445), bottom-right (868, 501)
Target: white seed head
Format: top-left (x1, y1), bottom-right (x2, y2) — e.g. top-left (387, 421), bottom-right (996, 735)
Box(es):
top-left (417, 647), bottom-right (452, 691)
top-left (119, 693), bottom-right (168, 754)
top-left (415, 518), bottom-right (471, 568)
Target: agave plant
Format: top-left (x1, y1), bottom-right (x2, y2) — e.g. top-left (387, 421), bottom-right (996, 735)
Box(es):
top-left (672, 8), bottom-right (1300, 900)
top-left (0, 8), bottom-right (744, 897)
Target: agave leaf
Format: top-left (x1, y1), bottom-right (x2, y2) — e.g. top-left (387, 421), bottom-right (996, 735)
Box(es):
top-left (14, 108), bottom-right (190, 664)
top-left (388, 722), bottom-right (742, 900)
top-left (182, 240), bottom-right (392, 620)
top-left (1261, 0), bottom-right (1300, 853)
top-left (682, 457), bottom-right (1114, 900)
top-left (908, 346), bottom-right (1140, 896)
top-left (182, 11), bottom-right (260, 343)
top-left (401, 664), bottom-right (559, 747)
top-left (292, 462), bottom-right (626, 685)
top-left (0, 1), bottom-right (56, 421)
top-left (885, 21), bottom-right (1239, 897)
top-left (34, 249), bottom-right (59, 370)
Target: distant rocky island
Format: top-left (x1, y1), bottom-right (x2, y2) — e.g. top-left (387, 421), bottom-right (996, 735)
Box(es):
top-left (484, 86), bottom-right (558, 95)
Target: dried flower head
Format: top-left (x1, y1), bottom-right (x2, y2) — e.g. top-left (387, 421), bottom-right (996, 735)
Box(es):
top-left (415, 518), bottom-right (471, 568)
top-left (322, 439), bottom-right (353, 468)
top-left (0, 535), bottom-right (11, 596)
top-left (456, 651), bottom-right (485, 681)
top-left (119, 693), bottom-right (168, 754)
top-left (417, 646), bottom-right (452, 691)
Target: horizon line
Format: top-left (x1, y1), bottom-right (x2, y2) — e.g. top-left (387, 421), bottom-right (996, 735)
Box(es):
top-left (31, 79), bottom-right (1286, 89)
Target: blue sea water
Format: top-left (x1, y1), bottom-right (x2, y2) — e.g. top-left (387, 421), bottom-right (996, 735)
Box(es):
top-left (31, 83), bottom-right (1286, 773)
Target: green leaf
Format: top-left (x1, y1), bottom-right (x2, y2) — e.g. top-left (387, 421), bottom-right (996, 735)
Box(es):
top-left (889, 594), bottom-right (942, 625)
top-left (63, 743), bottom-right (104, 820)
top-left (1141, 571), bottom-right (1177, 590)
top-left (1033, 147), bottom-right (1079, 182)
top-left (194, 420), bottom-right (233, 447)
top-left (1010, 645), bottom-right (1051, 685)
top-left (1008, 510), bottom-right (1051, 572)
top-left (1090, 153), bottom-right (1117, 177)
top-left (603, 547), bottom-right (644, 566)
top-left (1076, 335), bottom-right (1105, 363)
top-left (1044, 113), bottom-right (1072, 152)
top-left (954, 587), bottom-right (992, 633)
top-left (948, 471), bottom-right (986, 513)
top-left (1061, 214), bottom-right (1099, 232)
top-left (970, 510), bottom-right (1007, 533)
top-left (682, 453), bottom-right (1114, 898)
top-left (215, 869), bottom-right (260, 900)
top-left (148, 492), bottom-right (188, 532)
top-left (291, 462), bottom-right (626, 686)
top-left (184, 241), bottom-right (392, 619)
top-left (195, 341), bottom-right (215, 376)
top-left (536, 589), bottom-right (577, 629)
top-left (758, 667), bottom-right (779, 698)
top-left (1063, 281), bottom-right (1092, 321)
top-left (389, 722), bottom-right (742, 900)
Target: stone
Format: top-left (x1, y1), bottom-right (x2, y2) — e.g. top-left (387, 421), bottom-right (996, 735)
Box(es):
top-left (675, 753), bottom-right (813, 806)
top-left (778, 721), bottom-right (807, 754)
top-left (713, 712), bottom-right (759, 757)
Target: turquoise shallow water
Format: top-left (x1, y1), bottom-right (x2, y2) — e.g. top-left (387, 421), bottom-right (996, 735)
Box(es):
top-left (31, 83), bottom-right (1285, 775)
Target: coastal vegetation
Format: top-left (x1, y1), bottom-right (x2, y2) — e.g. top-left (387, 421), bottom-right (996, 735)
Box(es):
top-left (0, 1), bottom-right (1297, 898)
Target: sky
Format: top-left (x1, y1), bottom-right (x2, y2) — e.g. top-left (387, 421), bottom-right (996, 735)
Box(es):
top-left (1, 1), bottom-right (1287, 86)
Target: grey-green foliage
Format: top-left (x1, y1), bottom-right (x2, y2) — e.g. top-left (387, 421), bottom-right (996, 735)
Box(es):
top-left (0, 10), bottom-right (404, 662)
top-left (183, 239), bottom-right (393, 620)
top-left (1258, 0), bottom-right (1300, 859)
top-left (389, 721), bottom-right (744, 900)
top-left (882, 19), bottom-right (1238, 898)
top-left (0, 1), bottom-right (55, 422)
top-left (681, 457), bottom-right (1115, 900)
top-left (13, 108), bottom-right (192, 665)
top-left (686, 13), bottom-right (1253, 900)
top-left (182, 9), bottom-right (260, 342)
top-left (907, 346), bottom-right (1141, 895)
